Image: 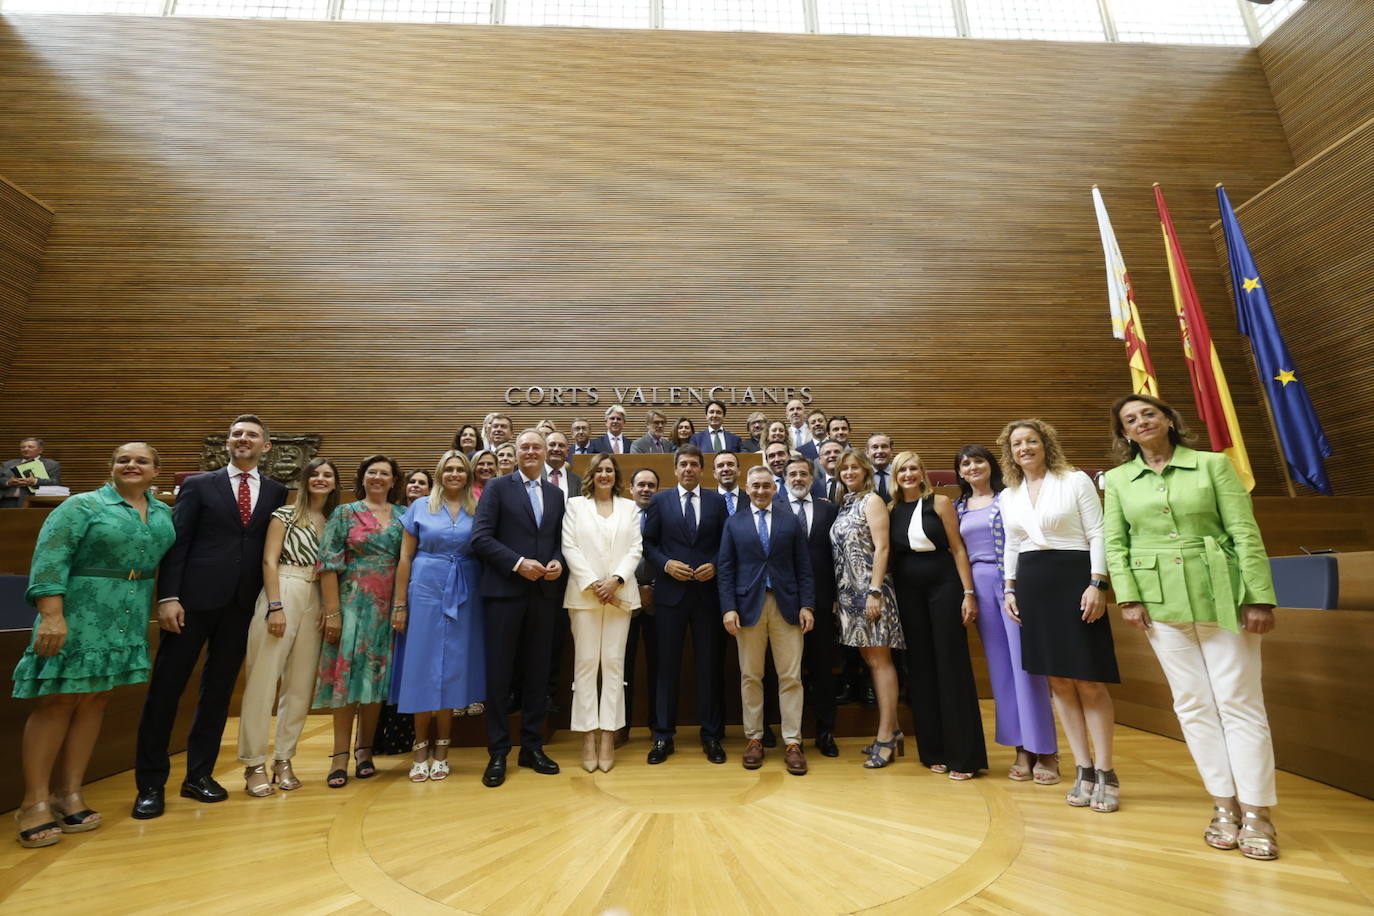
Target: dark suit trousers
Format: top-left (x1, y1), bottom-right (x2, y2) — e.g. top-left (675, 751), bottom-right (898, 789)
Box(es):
top-left (893, 552), bottom-right (988, 774)
top-left (803, 606), bottom-right (837, 734)
top-left (135, 600), bottom-right (252, 788)
top-left (484, 591), bottom-right (556, 755)
top-left (623, 611), bottom-right (659, 733)
top-left (654, 589), bottom-right (725, 742)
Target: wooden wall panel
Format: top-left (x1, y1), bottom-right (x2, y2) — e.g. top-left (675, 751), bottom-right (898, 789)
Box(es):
top-left (1258, 0), bottom-right (1374, 164)
top-left (0, 15), bottom-right (1294, 493)
top-left (0, 175), bottom-right (52, 394)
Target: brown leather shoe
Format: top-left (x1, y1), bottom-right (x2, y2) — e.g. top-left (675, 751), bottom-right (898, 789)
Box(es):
top-left (742, 738), bottom-right (765, 770)
top-left (784, 743), bottom-right (808, 775)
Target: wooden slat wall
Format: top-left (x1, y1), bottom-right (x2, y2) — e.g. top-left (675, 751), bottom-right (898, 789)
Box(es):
top-left (0, 15), bottom-right (1294, 493)
top-left (1258, 0), bottom-right (1374, 164)
top-left (0, 175), bottom-right (52, 395)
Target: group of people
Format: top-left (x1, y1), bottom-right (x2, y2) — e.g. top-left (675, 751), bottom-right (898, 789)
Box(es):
top-left (11, 394), bottom-right (1283, 862)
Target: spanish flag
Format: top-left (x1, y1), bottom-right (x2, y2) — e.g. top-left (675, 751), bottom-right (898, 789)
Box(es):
top-left (1154, 184), bottom-right (1255, 490)
top-left (1092, 187), bottom-right (1160, 397)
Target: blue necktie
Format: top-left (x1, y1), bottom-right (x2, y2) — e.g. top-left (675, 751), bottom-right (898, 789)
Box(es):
top-left (725, 491), bottom-right (735, 515)
top-left (795, 498), bottom-right (807, 534)
top-left (757, 509), bottom-right (771, 589)
top-left (683, 490), bottom-right (697, 541)
top-left (527, 479), bottom-right (543, 526)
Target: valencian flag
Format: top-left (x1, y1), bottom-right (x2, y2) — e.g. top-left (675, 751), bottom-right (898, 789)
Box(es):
top-left (1092, 186), bottom-right (1160, 396)
top-left (1217, 185), bottom-right (1333, 495)
top-left (1154, 184), bottom-right (1255, 490)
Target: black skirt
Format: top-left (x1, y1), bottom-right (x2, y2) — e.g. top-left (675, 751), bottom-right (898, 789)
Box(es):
top-left (1017, 549), bottom-right (1119, 684)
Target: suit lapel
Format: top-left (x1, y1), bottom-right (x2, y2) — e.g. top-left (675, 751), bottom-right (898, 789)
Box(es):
top-left (211, 468), bottom-right (239, 521)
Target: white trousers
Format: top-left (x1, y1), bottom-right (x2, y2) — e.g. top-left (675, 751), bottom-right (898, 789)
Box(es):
top-left (238, 566), bottom-right (324, 766)
top-left (569, 604), bottom-right (633, 732)
top-left (735, 594), bottom-right (804, 745)
top-left (1146, 620), bottom-right (1277, 806)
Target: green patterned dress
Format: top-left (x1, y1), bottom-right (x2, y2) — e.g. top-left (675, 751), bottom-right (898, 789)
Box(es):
top-left (12, 484), bottom-right (175, 698)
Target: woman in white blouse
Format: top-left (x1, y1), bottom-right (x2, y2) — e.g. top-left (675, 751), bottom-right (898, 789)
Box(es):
top-left (998, 419), bottom-right (1120, 813)
top-left (561, 454), bottom-right (643, 772)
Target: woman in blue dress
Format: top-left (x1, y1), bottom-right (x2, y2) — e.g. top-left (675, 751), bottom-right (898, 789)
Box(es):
top-left (389, 450), bottom-right (485, 782)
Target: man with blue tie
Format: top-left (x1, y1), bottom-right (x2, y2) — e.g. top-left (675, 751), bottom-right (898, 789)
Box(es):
top-left (642, 445), bottom-right (728, 764)
top-left (620, 467), bottom-right (661, 745)
top-left (588, 404), bottom-right (630, 455)
top-left (471, 429), bottom-right (566, 787)
top-left (631, 410), bottom-right (674, 454)
top-left (786, 399), bottom-right (819, 461)
top-left (714, 452), bottom-right (743, 516)
top-left (867, 433), bottom-right (894, 502)
top-left (690, 399), bottom-right (742, 454)
top-left (570, 417), bottom-right (593, 455)
top-left (719, 466), bottom-right (815, 775)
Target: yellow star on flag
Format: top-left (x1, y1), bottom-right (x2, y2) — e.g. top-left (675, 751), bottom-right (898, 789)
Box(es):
top-left (1242, 277), bottom-right (1261, 293)
top-left (1274, 368), bottom-right (1297, 387)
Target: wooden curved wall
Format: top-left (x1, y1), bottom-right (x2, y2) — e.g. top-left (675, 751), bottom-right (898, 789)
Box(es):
top-left (0, 14), bottom-right (1294, 491)
top-left (0, 176), bottom-right (51, 394)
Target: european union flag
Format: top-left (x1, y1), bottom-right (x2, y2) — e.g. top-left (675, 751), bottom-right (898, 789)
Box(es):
top-left (1217, 186), bottom-right (1333, 495)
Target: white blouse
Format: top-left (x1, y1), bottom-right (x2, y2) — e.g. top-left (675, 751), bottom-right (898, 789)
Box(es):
top-left (1002, 469), bottom-right (1106, 579)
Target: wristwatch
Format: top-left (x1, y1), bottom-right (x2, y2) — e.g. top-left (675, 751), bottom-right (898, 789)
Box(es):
top-left (613, 575), bottom-right (625, 584)
top-left (866, 588), bottom-right (882, 598)
top-left (1089, 579), bottom-right (1109, 591)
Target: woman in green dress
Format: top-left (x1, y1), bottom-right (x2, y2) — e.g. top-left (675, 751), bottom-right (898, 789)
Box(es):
top-left (13, 443), bottom-right (174, 847)
top-left (1104, 394), bottom-right (1280, 860)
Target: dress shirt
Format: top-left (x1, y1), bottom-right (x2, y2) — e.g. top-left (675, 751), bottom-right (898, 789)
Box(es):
top-left (707, 426), bottom-right (726, 451)
top-left (545, 464), bottom-right (572, 500)
top-left (228, 465), bottom-right (262, 513)
top-left (1002, 470), bottom-right (1106, 579)
top-left (873, 467), bottom-right (891, 501)
top-left (718, 487), bottom-right (742, 515)
top-left (791, 425), bottom-right (812, 448)
top-left (755, 505), bottom-right (773, 588)
top-left (607, 434), bottom-right (626, 454)
top-left (513, 469), bottom-right (545, 571)
top-left (790, 495), bottom-right (812, 535)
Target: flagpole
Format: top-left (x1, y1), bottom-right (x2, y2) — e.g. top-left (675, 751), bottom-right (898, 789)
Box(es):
top-left (1218, 183), bottom-right (1297, 498)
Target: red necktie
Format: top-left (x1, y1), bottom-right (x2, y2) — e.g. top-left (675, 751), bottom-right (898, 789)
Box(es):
top-left (551, 469), bottom-right (561, 487)
top-left (237, 472), bottom-right (252, 526)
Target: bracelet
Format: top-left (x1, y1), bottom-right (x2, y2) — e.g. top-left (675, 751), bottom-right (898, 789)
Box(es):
top-left (391, 605), bottom-right (408, 612)
top-left (266, 606), bottom-right (283, 615)
top-left (323, 611), bottom-right (341, 620)
top-left (1004, 587), bottom-right (1015, 594)
top-left (963, 589), bottom-right (975, 596)
top-left (267, 601), bottom-right (284, 609)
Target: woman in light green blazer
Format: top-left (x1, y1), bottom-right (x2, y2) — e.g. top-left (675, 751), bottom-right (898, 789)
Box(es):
top-left (1103, 393), bottom-right (1280, 861)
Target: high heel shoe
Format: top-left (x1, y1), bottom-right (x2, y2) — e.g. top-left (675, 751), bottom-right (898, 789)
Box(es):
top-left (354, 746), bottom-right (377, 780)
top-left (1239, 811), bottom-right (1279, 861)
top-left (1032, 753), bottom-right (1061, 786)
top-left (863, 735), bottom-right (904, 769)
top-left (860, 730), bottom-right (904, 756)
top-left (1066, 765), bottom-right (1096, 807)
top-left (598, 729), bottom-right (615, 772)
top-left (1204, 805), bottom-right (1241, 850)
top-left (272, 759), bottom-right (302, 791)
top-left (327, 751), bottom-right (349, 789)
top-left (409, 741), bottom-right (431, 783)
top-left (582, 731), bottom-right (599, 773)
top-left (430, 739), bottom-right (451, 781)
top-left (1090, 768), bottom-right (1120, 813)
top-left (244, 764), bottom-right (275, 797)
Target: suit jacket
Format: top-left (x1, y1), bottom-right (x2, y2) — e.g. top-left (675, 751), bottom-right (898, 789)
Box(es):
top-left (157, 467), bottom-right (287, 611)
top-left (738, 437), bottom-right (763, 454)
top-left (471, 471), bottom-right (566, 600)
top-left (796, 440), bottom-right (819, 461)
top-left (630, 433), bottom-right (673, 454)
top-left (717, 503), bottom-right (814, 626)
top-left (560, 496), bottom-right (643, 610)
top-left (2, 456), bottom-right (62, 505)
top-left (542, 467), bottom-right (581, 504)
top-left (690, 428), bottom-right (742, 453)
top-left (642, 486), bottom-right (726, 607)
top-left (588, 433), bottom-right (631, 455)
top-left (776, 492), bottom-right (838, 611)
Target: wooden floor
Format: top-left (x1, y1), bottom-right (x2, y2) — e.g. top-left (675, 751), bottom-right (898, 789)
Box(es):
top-left (3, 703), bottom-right (1373, 915)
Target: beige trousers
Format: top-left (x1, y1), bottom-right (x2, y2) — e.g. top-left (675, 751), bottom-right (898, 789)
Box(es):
top-left (238, 565), bottom-right (323, 766)
top-left (735, 593), bottom-right (804, 744)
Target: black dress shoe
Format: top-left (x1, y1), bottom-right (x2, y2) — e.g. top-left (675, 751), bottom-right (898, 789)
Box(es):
top-left (862, 686), bottom-right (877, 707)
top-left (834, 683), bottom-right (856, 705)
top-left (482, 755), bottom-right (507, 787)
top-left (646, 738), bottom-right (674, 764)
top-left (703, 739), bottom-right (727, 764)
top-left (762, 725), bottom-right (778, 748)
top-left (132, 786), bottom-right (165, 820)
top-left (815, 732), bottom-right (840, 757)
top-left (517, 747), bottom-right (560, 775)
top-left (180, 776), bottom-right (228, 803)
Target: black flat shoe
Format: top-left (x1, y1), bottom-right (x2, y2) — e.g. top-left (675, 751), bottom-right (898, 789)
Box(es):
top-left (482, 755), bottom-right (508, 788)
top-left (132, 786), bottom-right (165, 820)
top-left (646, 739), bottom-right (674, 764)
top-left (815, 732), bottom-right (840, 758)
top-left (180, 776), bottom-right (228, 803)
top-left (517, 748), bottom-right (560, 775)
top-left (703, 739), bottom-right (727, 764)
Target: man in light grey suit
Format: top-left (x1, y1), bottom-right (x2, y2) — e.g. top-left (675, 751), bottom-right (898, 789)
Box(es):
top-left (630, 410), bottom-right (673, 454)
top-left (2, 437), bottom-right (62, 507)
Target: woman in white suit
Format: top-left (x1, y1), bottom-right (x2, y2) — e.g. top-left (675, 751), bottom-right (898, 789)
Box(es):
top-left (561, 453), bottom-right (643, 772)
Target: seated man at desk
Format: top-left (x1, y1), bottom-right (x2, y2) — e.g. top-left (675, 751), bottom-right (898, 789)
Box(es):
top-left (1, 438), bottom-right (62, 507)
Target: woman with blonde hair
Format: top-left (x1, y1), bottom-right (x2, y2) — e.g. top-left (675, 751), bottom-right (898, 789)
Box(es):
top-left (471, 450), bottom-right (498, 501)
top-left (561, 453), bottom-right (642, 772)
top-left (238, 458), bottom-right (340, 796)
top-left (390, 451), bottom-right (486, 782)
top-left (888, 450), bottom-right (985, 780)
top-left (999, 419), bottom-right (1119, 812)
top-left (494, 443), bottom-right (517, 477)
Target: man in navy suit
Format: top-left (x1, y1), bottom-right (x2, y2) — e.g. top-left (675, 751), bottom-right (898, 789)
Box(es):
top-left (719, 466), bottom-right (814, 775)
top-left (471, 428), bottom-right (566, 787)
top-left (642, 445), bottom-right (728, 764)
top-left (588, 404), bottom-right (630, 454)
top-left (133, 414), bottom-right (287, 819)
top-left (866, 433), bottom-right (894, 501)
top-left (570, 417), bottom-right (593, 455)
top-left (689, 399), bottom-right (741, 453)
top-left (780, 456), bottom-right (841, 756)
top-left (619, 467), bottom-right (661, 745)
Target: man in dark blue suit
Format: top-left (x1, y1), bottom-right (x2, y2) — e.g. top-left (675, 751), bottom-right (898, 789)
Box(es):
top-left (471, 428), bottom-right (566, 787)
top-left (134, 414), bottom-right (287, 819)
top-left (619, 467), bottom-right (661, 745)
top-left (588, 404), bottom-right (630, 454)
top-left (719, 466), bottom-right (814, 775)
top-left (689, 399), bottom-right (742, 453)
top-left (642, 445), bottom-right (728, 764)
top-left (780, 456), bottom-right (841, 756)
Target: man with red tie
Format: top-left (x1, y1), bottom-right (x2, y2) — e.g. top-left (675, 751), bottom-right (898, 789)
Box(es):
top-left (588, 404), bottom-right (630, 455)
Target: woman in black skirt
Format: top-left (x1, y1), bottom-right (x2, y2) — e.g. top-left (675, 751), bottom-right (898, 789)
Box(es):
top-left (889, 450), bottom-right (987, 780)
top-left (997, 419), bottom-right (1120, 812)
